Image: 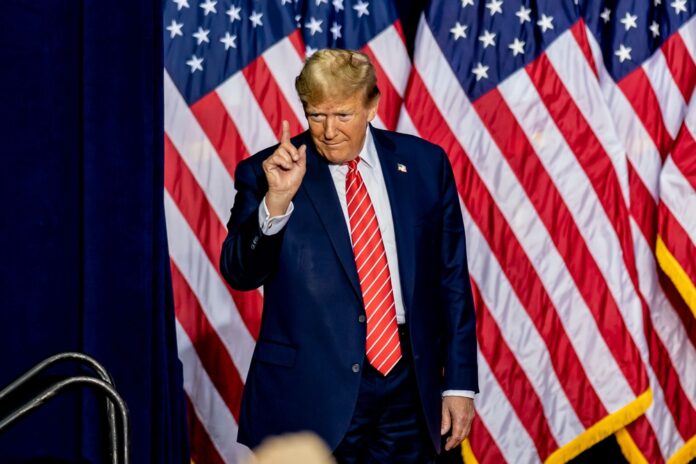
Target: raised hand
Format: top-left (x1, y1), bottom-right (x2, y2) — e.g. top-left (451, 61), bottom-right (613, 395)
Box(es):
top-left (262, 120), bottom-right (307, 216)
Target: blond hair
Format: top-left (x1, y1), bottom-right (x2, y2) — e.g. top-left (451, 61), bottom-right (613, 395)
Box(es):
top-left (295, 49), bottom-right (380, 107)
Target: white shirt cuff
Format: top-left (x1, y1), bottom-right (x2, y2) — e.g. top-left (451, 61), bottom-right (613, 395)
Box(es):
top-left (442, 390), bottom-right (475, 399)
top-left (258, 198), bottom-right (294, 236)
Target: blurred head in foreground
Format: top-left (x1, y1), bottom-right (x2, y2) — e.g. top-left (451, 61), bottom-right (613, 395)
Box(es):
top-left (247, 431), bottom-right (336, 464)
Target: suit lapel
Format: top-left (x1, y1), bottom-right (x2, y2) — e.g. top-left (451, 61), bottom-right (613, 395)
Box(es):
top-left (371, 126), bottom-right (417, 315)
top-left (298, 128), bottom-right (418, 310)
top-left (300, 139), bottom-right (362, 299)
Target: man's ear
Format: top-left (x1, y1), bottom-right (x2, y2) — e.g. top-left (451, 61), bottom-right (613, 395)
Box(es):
top-left (367, 94), bottom-right (380, 122)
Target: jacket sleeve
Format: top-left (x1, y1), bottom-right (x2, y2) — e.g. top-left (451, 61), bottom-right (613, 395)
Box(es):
top-left (220, 158), bottom-right (285, 291)
top-left (438, 148), bottom-right (479, 393)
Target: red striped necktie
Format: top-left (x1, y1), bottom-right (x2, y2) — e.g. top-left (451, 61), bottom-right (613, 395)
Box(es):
top-left (345, 158), bottom-right (402, 376)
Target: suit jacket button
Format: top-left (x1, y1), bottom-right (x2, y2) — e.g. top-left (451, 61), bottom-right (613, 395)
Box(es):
top-left (351, 363), bottom-right (360, 373)
top-left (358, 315), bottom-right (366, 323)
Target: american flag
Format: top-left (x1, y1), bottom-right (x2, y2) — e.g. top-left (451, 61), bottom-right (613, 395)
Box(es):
top-left (163, 0), bottom-right (410, 461)
top-left (657, 97), bottom-right (696, 343)
top-left (163, 0), bottom-right (696, 461)
top-left (398, 0), bottom-right (696, 462)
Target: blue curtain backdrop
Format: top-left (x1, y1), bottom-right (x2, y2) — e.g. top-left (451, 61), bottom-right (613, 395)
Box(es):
top-left (0, 0), bottom-right (188, 462)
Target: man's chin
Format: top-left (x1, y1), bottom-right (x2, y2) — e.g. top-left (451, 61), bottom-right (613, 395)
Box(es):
top-left (318, 147), bottom-right (353, 164)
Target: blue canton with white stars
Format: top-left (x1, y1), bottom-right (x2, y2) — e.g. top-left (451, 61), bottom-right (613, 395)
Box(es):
top-left (297, 0), bottom-right (397, 55)
top-left (584, 0), bottom-right (696, 81)
top-left (428, 0), bottom-right (696, 102)
top-left (164, 0), bottom-right (400, 105)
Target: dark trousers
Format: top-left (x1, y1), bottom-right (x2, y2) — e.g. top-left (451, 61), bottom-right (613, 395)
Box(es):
top-left (333, 326), bottom-right (436, 464)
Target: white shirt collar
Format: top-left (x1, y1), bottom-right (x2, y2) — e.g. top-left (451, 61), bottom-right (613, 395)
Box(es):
top-left (356, 125), bottom-right (377, 169)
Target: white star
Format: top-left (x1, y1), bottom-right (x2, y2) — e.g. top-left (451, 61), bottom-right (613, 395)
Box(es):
top-left (199, 0), bottom-right (217, 15)
top-left (450, 22), bottom-right (468, 40)
top-left (249, 10), bottom-right (263, 27)
top-left (193, 27), bottom-right (210, 45)
top-left (306, 45), bottom-right (317, 57)
top-left (226, 5), bottom-right (241, 23)
top-left (485, 0), bottom-right (503, 16)
top-left (508, 38), bottom-right (525, 56)
top-left (671, 0), bottom-right (687, 13)
top-left (615, 44), bottom-right (632, 63)
top-left (295, 14), bottom-right (302, 27)
top-left (478, 30), bottom-right (496, 48)
top-left (472, 62), bottom-right (489, 81)
top-left (620, 12), bottom-right (637, 31)
top-left (333, 0), bottom-right (344, 11)
top-left (220, 32), bottom-right (237, 50)
top-left (515, 6), bottom-right (531, 23)
top-left (166, 20), bottom-right (184, 38)
top-left (315, 0), bottom-right (327, 5)
top-left (186, 55), bottom-right (204, 73)
top-left (353, 1), bottom-right (370, 18)
top-left (172, 0), bottom-right (189, 10)
top-left (600, 8), bottom-right (611, 23)
top-left (655, 0), bottom-right (661, 4)
top-left (305, 17), bottom-right (323, 36)
top-left (330, 22), bottom-right (342, 40)
top-left (537, 14), bottom-right (554, 32)
top-left (650, 21), bottom-right (660, 37)
top-left (281, 0), bottom-right (292, 4)
top-left (461, 0), bottom-right (474, 7)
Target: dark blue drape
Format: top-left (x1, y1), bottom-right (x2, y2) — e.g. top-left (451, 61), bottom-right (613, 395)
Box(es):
top-left (0, 0), bottom-right (188, 462)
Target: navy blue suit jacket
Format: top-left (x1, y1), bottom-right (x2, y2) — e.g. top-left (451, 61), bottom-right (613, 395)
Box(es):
top-left (220, 126), bottom-right (478, 452)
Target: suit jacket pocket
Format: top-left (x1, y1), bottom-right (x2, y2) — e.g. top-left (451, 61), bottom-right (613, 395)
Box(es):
top-left (254, 340), bottom-right (297, 368)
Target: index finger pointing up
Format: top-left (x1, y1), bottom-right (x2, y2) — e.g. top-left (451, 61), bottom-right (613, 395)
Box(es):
top-left (280, 120), bottom-right (291, 144)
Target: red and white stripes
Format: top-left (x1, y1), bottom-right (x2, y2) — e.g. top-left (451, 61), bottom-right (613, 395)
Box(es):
top-left (657, 97), bottom-right (696, 329)
top-left (582, 15), bottom-right (696, 463)
top-left (400, 12), bottom-right (696, 464)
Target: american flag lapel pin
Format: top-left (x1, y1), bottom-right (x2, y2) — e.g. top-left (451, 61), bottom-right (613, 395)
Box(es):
top-left (397, 163), bottom-right (407, 173)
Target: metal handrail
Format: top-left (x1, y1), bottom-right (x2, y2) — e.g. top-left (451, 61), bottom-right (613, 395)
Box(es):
top-left (0, 353), bottom-right (126, 463)
top-left (0, 376), bottom-right (129, 464)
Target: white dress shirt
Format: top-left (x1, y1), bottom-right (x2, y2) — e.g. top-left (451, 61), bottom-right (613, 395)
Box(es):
top-left (258, 128), bottom-right (474, 399)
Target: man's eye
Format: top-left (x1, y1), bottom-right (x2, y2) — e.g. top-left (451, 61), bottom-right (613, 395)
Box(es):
top-left (338, 114), bottom-right (352, 121)
top-left (309, 114), bottom-right (325, 121)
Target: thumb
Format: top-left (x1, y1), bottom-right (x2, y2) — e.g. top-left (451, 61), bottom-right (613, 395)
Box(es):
top-left (441, 404), bottom-right (452, 435)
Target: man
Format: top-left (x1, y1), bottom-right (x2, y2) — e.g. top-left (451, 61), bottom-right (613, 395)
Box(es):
top-left (220, 49), bottom-right (478, 463)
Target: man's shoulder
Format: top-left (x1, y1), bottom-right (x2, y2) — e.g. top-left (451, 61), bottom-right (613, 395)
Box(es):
top-left (372, 127), bottom-right (446, 161)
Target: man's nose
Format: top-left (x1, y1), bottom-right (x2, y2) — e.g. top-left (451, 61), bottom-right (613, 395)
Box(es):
top-left (324, 117), bottom-right (337, 139)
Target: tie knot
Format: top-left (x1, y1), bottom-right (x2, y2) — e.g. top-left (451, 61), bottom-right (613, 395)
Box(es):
top-left (345, 158), bottom-right (360, 173)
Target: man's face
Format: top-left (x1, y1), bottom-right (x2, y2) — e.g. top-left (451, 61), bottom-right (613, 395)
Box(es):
top-left (304, 92), bottom-right (379, 164)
